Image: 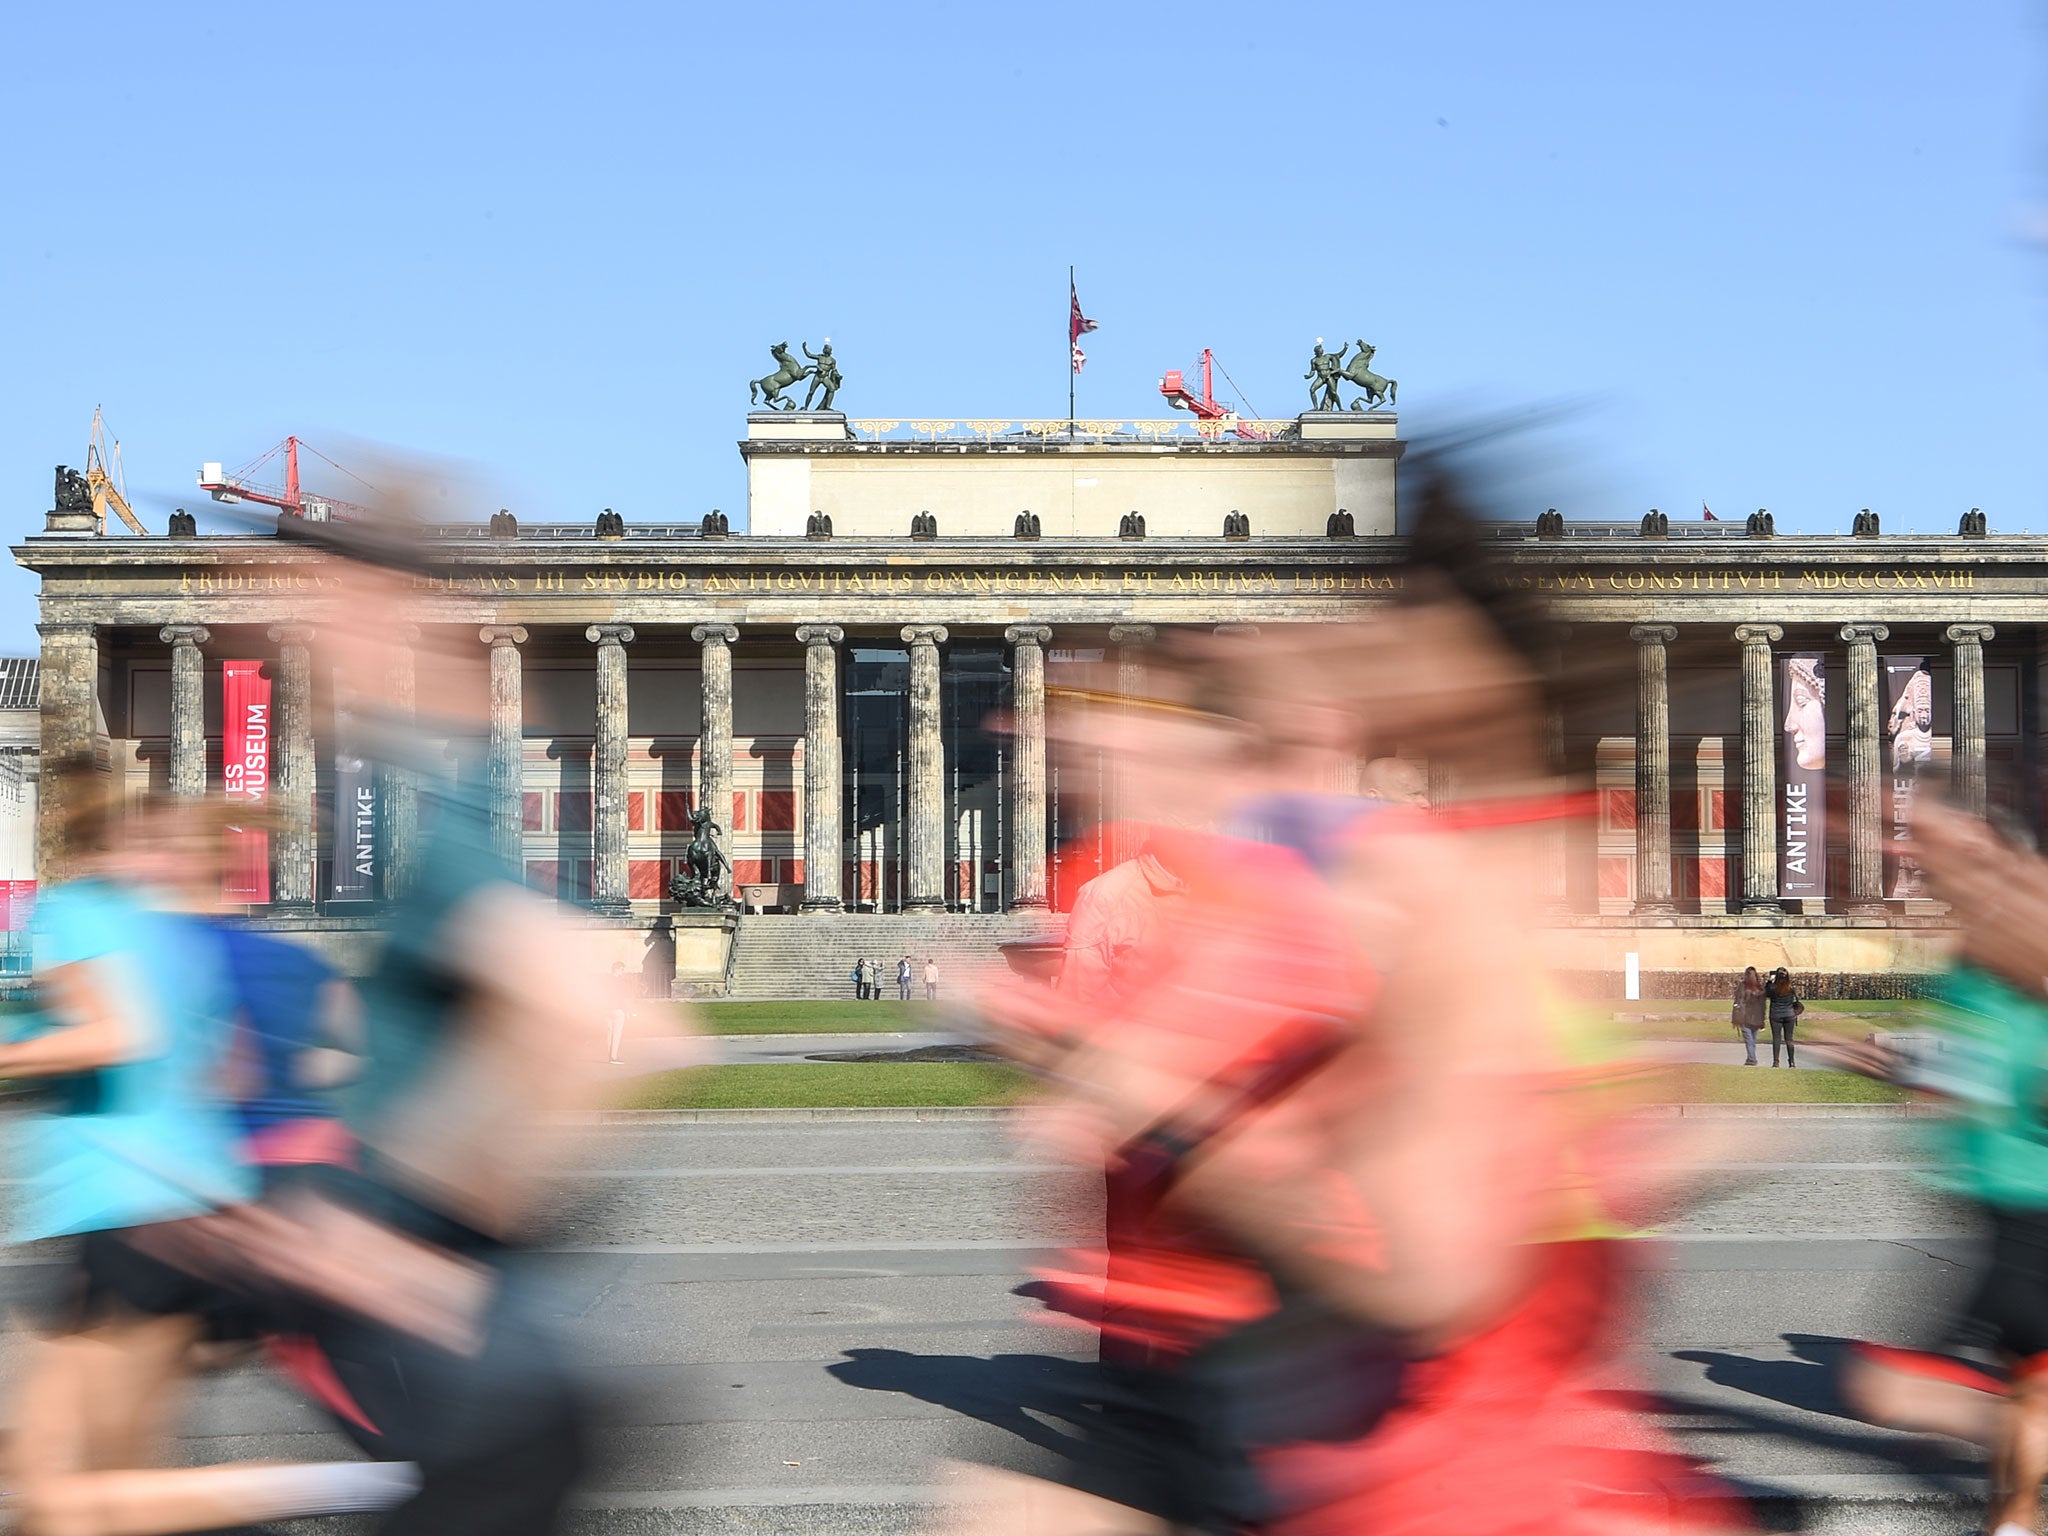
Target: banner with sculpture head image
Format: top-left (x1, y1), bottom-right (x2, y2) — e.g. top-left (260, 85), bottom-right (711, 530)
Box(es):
top-left (1779, 654), bottom-right (1827, 899)
top-left (1883, 656), bottom-right (1937, 899)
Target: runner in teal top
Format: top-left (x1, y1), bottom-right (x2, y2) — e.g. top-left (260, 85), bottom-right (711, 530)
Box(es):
top-left (10, 876), bottom-right (253, 1241)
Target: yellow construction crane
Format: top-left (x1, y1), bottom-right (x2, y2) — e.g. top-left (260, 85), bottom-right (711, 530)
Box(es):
top-left (84, 406), bottom-right (148, 535)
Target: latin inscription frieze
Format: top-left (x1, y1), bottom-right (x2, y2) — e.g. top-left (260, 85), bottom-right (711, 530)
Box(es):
top-left (90, 560), bottom-right (1992, 603)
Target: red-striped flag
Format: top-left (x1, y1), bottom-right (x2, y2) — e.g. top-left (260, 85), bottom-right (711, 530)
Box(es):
top-left (1070, 279), bottom-right (1097, 374)
top-left (1702, 502), bottom-right (1719, 521)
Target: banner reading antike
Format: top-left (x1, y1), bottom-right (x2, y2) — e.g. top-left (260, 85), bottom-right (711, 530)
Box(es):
top-left (329, 680), bottom-right (376, 902)
top-left (1883, 655), bottom-right (1937, 898)
top-left (222, 660), bottom-right (272, 903)
top-left (1779, 654), bottom-right (1827, 899)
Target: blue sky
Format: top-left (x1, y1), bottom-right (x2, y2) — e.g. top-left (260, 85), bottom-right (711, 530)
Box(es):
top-left (2, 2), bottom-right (2043, 650)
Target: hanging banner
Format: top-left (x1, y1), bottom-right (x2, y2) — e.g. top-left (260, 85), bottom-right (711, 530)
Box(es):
top-left (221, 660), bottom-right (272, 903)
top-left (1883, 655), bottom-right (1937, 898)
top-left (1779, 654), bottom-right (1827, 899)
top-left (329, 682), bottom-right (376, 902)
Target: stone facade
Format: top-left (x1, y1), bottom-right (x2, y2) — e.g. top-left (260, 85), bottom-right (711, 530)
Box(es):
top-left (12, 410), bottom-right (2040, 984)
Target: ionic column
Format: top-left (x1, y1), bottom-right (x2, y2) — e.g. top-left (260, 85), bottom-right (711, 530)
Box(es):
top-left (1947, 623), bottom-right (1995, 819)
top-left (1841, 623), bottom-right (1890, 912)
top-left (1734, 624), bottom-right (1784, 911)
top-left (585, 624), bottom-right (636, 916)
top-left (797, 625), bottom-right (845, 910)
top-left (379, 626), bottom-right (420, 902)
top-left (159, 624), bottom-right (211, 799)
top-left (693, 624), bottom-right (740, 868)
top-left (901, 624), bottom-right (951, 911)
top-left (1107, 624), bottom-right (1156, 863)
top-left (35, 622), bottom-right (97, 882)
top-left (481, 626), bottom-right (529, 872)
top-left (1630, 624), bottom-right (1678, 914)
top-left (1006, 625), bottom-right (1053, 909)
top-left (267, 624), bottom-right (317, 914)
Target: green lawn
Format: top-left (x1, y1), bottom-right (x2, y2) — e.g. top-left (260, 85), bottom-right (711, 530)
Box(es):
top-left (613, 1061), bottom-right (1028, 1109)
top-left (685, 1001), bottom-right (941, 1035)
top-left (1667, 1064), bottom-right (1911, 1104)
top-left (1621, 1000), bottom-right (1923, 1043)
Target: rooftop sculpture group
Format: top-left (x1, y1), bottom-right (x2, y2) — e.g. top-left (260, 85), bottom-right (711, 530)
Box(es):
top-left (750, 341), bottom-right (844, 412)
top-left (1306, 339), bottom-right (1398, 413)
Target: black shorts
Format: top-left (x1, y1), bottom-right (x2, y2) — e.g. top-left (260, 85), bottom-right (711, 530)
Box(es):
top-left (17, 1227), bottom-right (256, 1340)
top-left (1954, 1206), bottom-right (2048, 1364)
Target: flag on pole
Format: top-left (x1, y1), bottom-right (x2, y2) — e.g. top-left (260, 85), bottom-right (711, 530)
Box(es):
top-left (1702, 502), bottom-right (1718, 521)
top-left (1070, 279), bottom-right (1098, 374)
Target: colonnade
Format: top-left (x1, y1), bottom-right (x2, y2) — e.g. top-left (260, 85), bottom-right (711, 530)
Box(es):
top-left (1630, 621), bottom-right (1995, 913)
top-left (79, 621), bottom-right (1071, 914)
top-left (42, 614), bottom-right (2005, 918)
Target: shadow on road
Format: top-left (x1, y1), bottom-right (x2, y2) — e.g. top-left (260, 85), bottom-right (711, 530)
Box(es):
top-left (1654, 1333), bottom-right (1977, 1481)
top-left (828, 1347), bottom-right (1103, 1457)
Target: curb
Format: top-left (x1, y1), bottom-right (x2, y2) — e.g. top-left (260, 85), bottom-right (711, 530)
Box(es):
top-left (560, 1106), bottom-right (1018, 1124)
top-left (560, 1102), bottom-right (1928, 1125)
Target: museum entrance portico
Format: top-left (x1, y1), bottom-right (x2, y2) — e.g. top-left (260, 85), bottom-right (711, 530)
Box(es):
top-left (18, 408), bottom-right (2048, 990)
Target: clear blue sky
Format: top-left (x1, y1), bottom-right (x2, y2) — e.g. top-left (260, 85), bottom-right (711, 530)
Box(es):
top-left (3, 1), bottom-right (2044, 650)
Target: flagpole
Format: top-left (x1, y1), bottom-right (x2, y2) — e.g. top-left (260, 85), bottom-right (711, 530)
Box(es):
top-left (1067, 265), bottom-right (1076, 440)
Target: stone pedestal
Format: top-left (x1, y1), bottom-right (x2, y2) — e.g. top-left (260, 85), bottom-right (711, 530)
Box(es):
top-left (160, 624), bottom-right (210, 800)
top-left (1841, 623), bottom-right (1891, 913)
top-left (693, 625), bottom-right (740, 869)
top-left (586, 624), bottom-right (636, 916)
top-left (35, 623), bottom-right (97, 882)
top-left (1734, 624), bottom-right (1783, 911)
top-left (797, 625), bottom-right (845, 910)
top-left (1005, 626), bottom-right (1052, 909)
top-left (902, 625), bottom-right (950, 911)
top-left (1947, 624), bottom-right (1995, 818)
top-left (268, 625), bottom-right (317, 914)
top-left (482, 626), bottom-right (528, 872)
top-left (1630, 625), bottom-right (1678, 913)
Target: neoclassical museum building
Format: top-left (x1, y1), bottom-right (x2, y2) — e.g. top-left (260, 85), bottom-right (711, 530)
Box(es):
top-left (11, 407), bottom-right (2030, 990)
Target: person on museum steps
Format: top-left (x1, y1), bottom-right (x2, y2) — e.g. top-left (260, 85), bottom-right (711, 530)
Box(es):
top-left (850, 956), bottom-right (868, 1001)
top-left (898, 955), bottom-right (914, 1001)
top-left (1731, 966), bottom-right (1767, 1066)
top-left (950, 461), bottom-right (1750, 1536)
top-left (1766, 968), bottom-right (1804, 1067)
top-left (924, 957), bottom-right (940, 1002)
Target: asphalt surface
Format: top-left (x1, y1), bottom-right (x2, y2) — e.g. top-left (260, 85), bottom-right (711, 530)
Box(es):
top-left (0, 1116), bottom-right (2004, 1532)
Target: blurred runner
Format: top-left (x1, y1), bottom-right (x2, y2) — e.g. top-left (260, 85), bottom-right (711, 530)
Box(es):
top-left (215, 920), bottom-right (363, 1175)
top-left (1832, 802), bottom-right (2048, 1536)
top-left (1, 763), bottom-right (423, 1534)
top-left (956, 463), bottom-right (1748, 1536)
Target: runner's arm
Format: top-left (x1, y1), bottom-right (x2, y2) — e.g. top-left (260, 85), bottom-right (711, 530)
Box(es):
top-left (0, 960), bottom-right (140, 1076)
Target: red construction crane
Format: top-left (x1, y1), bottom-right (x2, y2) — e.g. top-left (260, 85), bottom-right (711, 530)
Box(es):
top-left (1157, 349), bottom-right (1277, 439)
top-left (197, 437), bottom-right (377, 520)
top-left (1159, 349), bottom-right (1230, 420)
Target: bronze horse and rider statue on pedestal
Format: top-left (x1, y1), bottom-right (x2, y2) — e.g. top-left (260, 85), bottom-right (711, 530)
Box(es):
top-left (1305, 339), bottom-right (1398, 413)
top-left (668, 807), bottom-right (736, 909)
top-left (749, 341), bottom-right (844, 412)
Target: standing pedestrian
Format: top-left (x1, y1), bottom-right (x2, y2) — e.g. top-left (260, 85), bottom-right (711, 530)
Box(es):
top-left (850, 957), bottom-right (865, 1001)
top-left (898, 955), bottom-right (913, 1002)
top-left (605, 960), bottom-right (630, 1063)
top-left (1768, 967), bottom-right (1804, 1067)
top-left (923, 957), bottom-right (939, 1002)
top-left (1732, 965), bottom-right (1767, 1066)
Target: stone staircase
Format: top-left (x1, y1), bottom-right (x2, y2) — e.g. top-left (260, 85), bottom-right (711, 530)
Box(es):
top-left (721, 910), bottom-right (1061, 1000)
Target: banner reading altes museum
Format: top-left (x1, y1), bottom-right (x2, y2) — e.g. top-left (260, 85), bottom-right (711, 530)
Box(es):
top-left (1780, 654), bottom-right (1827, 899)
top-left (221, 659), bottom-right (271, 904)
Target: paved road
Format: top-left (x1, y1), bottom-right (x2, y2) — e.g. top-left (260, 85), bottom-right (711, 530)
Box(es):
top-left (0, 1117), bottom-right (1997, 1531)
